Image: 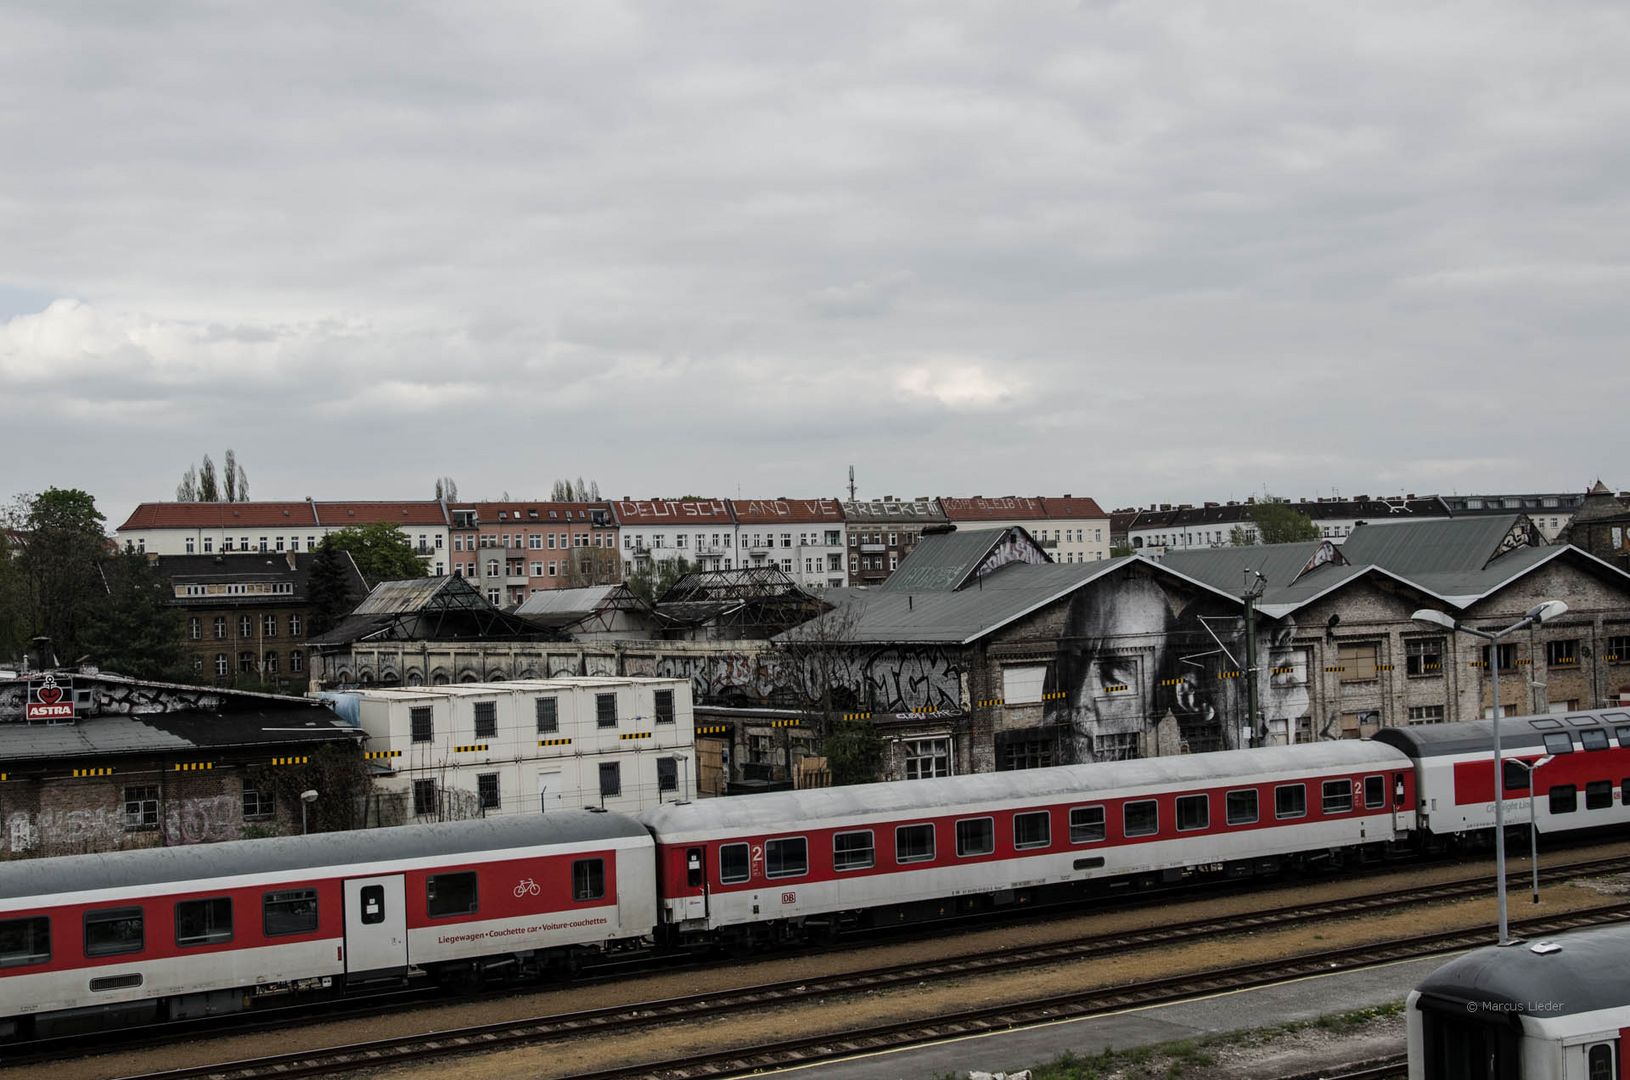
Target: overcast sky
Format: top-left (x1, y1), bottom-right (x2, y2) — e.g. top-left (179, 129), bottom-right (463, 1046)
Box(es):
top-left (3, 3), bottom-right (1627, 527)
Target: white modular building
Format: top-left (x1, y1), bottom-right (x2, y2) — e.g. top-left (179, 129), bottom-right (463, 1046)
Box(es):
top-left (337, 677), bottom-right (697, 819)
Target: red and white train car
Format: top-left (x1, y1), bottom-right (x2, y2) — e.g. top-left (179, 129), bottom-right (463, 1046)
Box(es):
top-left (1375, 709), bottom-right (1630, 841)
top-left (0, 812), bottom-right (654, 1041)
top-left (642, 741), bottom-right (1418, 942)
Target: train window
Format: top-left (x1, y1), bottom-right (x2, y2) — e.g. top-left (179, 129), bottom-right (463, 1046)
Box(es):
top-left (175, 897), bottom-right (232, 946)
top-left (1175, 795), bottom-right (1208, 832)
top-left (427, 872), bottom-right (478, 917)
top-left (1069, 806), bottom-right (1106, 844)
top-left (1322, 780), bottom-right (1353, 814)
top-left (1581, 728), bottom-right (1610, 751)
top-left (1275, 784), bottom-right (1307, 819)
top-left (896, 824), bottom-right (936, 864)
top-left (719, 843), bottom-right (750, 884)
top-left (84, 907), bottom-right (144, 957)
top-left (263, 889), bottom-right (319, 936)
top-left (1014, 811), bottom-right (1051, 850)
top-left (359, 885), bottom-right (386, 925)
top-left (1364, 776), bottom-right (1385, 809)
top-left (956, 818), bottom-right (995, 857)
top-left (1123, 800), bottom-right (1158, 837)
top-left (1503, 759), bottom-right (1531, 791)
top-left (765, 838), bottom-right (808, 878)
top-left (1549, 784), bottom-right (1578, 814)
top-left (1618, 725), bottom-right (1630, 748)
top-left (1588, 1043), bottom-right (1614, 1080)
top-left (833, 831), bottom-right (875, 871)
top-left (1225, 790), bottom-right (1258, 825)
top-left (572, 859), bottom-right (606, 900)
top-left (0, 916), bottom-right (49, 967)
top-left (1543, 732), bottom-right (1574, 755)
top-left (1586, 780), bottom-right (1613, 810)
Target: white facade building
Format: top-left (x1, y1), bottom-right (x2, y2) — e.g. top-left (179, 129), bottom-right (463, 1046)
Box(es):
top-left (341, 677), bottom-right (696, 818)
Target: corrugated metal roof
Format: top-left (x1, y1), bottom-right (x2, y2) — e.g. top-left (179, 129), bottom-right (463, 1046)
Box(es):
top-left (1338, 515), bottom-right (1519, 574)
top-left (351, 576), bottom-right (482, 614)
top-left (883, 529), bottom-right (1020, 592)
top-left (0, 705), bottom-right (359, 763)
top-left (515, 585), bottom-right (620, 616)
top-left (0, 811), bottom-right (645, 901)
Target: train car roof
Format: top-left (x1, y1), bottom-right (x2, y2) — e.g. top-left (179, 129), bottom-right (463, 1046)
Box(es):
top-left (642, 741), bottom-right (1409, 836)
top-left (0, 811), bottom-right (648, 901)
top-left (1373, 709), bottom-right (1630, 758)
top-left (1414, 923), bottom-right (1630, 1018)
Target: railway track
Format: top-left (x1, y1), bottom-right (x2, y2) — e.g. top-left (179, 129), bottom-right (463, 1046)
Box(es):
top-left (110, 893), bottom-right (1630, 1080)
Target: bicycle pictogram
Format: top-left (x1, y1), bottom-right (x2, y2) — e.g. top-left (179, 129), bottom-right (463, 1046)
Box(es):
top-left (513, 877), bottom-right (541, 898)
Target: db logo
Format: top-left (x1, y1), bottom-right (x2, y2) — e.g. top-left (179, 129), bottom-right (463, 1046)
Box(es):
top-left (780, 891), bottom-right (797, 905)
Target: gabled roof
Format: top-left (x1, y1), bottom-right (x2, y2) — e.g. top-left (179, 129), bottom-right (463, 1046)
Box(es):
top-left (154, 551), bottom-right (366, 605)
top-left (514, 584), bottom-right (623, 616)
top-left (312, 575), bottom-right (558, 645)
top-left (1039, 496), bottom-right (1108, 519)
top-left (118, 501), bottom-right (321, 531)
top-left (0, 701), bottom-right (359, 764)
top-left (447, 501), bottom-right (611, 525)
top-left (728, 498), bottom-right (846, 524)
top-left (783, 555), bottom-right (1242, 646)
top-left (938, 496), bottom-right (1047, 521)
top-left (313, 501), bottom-right (448, 527)
top-left (842, 497), bottom-right (947, 523)
top-left (610, 498), bottom-right (734, 525)
top-left (883, 526), bottom-right (1051, 593)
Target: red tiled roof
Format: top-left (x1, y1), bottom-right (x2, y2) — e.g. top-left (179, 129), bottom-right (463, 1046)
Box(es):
top-left (728, 498), bottom-right (845, 524)
top-left (117, 502), bottom-right (321, 531)
top-left (938, 496), bottom-right (1047, 521)
top-left (1040, 496), bottom-right (1107, 519)
top-left (314, 501), bottom-right (448, 527)
top-left (611, 498), bottom-right (734, 525)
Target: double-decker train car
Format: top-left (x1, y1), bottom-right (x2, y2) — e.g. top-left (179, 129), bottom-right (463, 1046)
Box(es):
top-left (1375, 710), bottom-right (1630, 840)
top-left (642, 740), bottom-right (1417, 944)
top-left (0, 812), bottom-right (654, 1041)
top-left (1408, 924), bottom-right (1630, 1080)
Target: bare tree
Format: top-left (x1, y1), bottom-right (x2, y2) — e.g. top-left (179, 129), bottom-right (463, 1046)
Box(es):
top-left (773, 597), bottom-right (879, 784)
top-left (178, 450), bottom-right (247, 502)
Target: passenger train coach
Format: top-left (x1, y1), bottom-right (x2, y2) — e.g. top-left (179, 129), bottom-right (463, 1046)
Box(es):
top-left (3, 708), bottom-right (1629, 1043)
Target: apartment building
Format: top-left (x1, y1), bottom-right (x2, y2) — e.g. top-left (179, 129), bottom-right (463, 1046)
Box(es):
top-left (939, 495), bottom-right (1111, 564)
top-left (729, 498), bottom-right (848, 589)
top-left (447, 501), bottom-right (618, 607)
top-left (612, 498), bottom-right (738, 577)
top-left (116, 501), bottom-right (451, 574)
top-left (842, 497), bottom-right (947, 586)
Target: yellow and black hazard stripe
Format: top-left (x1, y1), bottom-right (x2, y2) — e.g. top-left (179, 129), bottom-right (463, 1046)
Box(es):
top-left (271, 756), bottom-right (309, 766)
top-left (72, 767), bottom-right (114, 778)
top-left (364, 750), bottom-right (402, 760)
top-left (696, 724), bottom-right (730, 736)
top-left (172, 762), bottom-right (215, 772)
top-left (618, 731), bottom-right (653, 740)
top-left (453, 744), bottom-right (489, 754)
top-left (538, 737), bottom-right (572, 747)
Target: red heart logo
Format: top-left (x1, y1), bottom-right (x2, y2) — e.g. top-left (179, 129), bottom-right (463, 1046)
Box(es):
top-left (38, 685), bottom-right (61, 706)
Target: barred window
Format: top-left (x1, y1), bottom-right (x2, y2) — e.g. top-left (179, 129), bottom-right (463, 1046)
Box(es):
top-left (474, 701), bottom-right (497, 739)
top-left (535, 697), bottom-right (558, 733)
top-left (412, 778), bottom-right (436, 817)
top-left (124, 785), bottom-right (159, 830)
top-left (411, 706), bottom-right (433, 743)
top-left (596, 693), bottom-right (617, 728)
top-left (654, 688), bottom-right (675, 724)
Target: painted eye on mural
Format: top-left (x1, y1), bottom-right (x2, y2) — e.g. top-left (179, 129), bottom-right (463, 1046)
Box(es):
top-left (1097, 659), bottom-right (1136, 693)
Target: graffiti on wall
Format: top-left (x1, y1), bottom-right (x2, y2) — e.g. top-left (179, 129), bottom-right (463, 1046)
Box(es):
top-left (3, 794), bottom-right (244, 858)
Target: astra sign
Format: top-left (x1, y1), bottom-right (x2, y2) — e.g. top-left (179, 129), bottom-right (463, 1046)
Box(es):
top-left (26, 674), bottom-right (74, 721)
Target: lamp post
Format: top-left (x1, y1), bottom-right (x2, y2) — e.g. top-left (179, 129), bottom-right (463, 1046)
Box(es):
top-left (1506, 754), bottom-right (1554, 904)
top-left (300, 789), bottom-right (319, 835)
top-left (1411, 600), bottom-right (1568, 946)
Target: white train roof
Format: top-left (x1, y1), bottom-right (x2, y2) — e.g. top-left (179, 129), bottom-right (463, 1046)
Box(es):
top-left (1415, 923), bottom-right (1630, 1018)
top-left (643, 741), bottom-right (1409, 836)
top-left (0, 811), bottom-right (648, 902)
top-left (1374, 708), bottom-right (1630, 758)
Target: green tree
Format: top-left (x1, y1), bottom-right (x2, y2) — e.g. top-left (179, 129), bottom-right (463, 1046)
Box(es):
top-left (307, 537), bottom-right (362, 636)
top-left (83, 547), bottom-right (187, 680)
top-left (323, 523), bottom-right (427, 586)
top-left (1232, 498), bottom-right (1321, 546)
top-left (624, 556), bottom-right (693, 604)
top-left (1110, 543), bottom-right (1135, 558)
top-left (244, 743), bottom-right (381, 833)
top-left (822, 716), bottom-right (884, 785)
top-left (9, 488), bottom-right (107, 662)
top-left (0, 529), bottom-right (29, 663)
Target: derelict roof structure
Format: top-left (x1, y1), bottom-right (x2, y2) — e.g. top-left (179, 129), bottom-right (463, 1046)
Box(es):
top-left (308, 576), bottom-right (562, 647)
top-left (655, 566), bottom-right (828, 638)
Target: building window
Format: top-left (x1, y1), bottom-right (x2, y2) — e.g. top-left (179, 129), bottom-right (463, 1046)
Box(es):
top-left (411, 706), bottom-right (433, 743)
top-left (188, 617), bottom-right (201, 640)
top-left (289, 614), bottom-right (302, 637)
top-left (238, 651), bottom-right (254, 673)
top-left (1338, 642), bottom-right (1380, 682)
top-left (214, 616), bottom-right (227, 639)
top-left (1547, 639), bottom-right (1580, 667)
top-left (412, 778), bottom-right (436, 817)
top-left (598, 761), bottom-right (621, 798)
top-left (1405, 638), bottom-right (1443, 677)
top-left (1480, 643), bottom-right (1518, 672)
top-left (654, 688), bottom-right (675, 724)
top-left (264, 651), bottom-right (279, 674)
top-left (1093, 732), bottom-right (1140, 761)
top-left (290, 649), bottom-right (303, 673)
top-left (1607, 635), bottom-right (1630, 663)
top-left (215, 652), bottom-right (228, 676)
top-left (903, 738), bottom-right (951, 780)
top-left (596, 692), bottom-right (617, 728)
top-left (535, 697), bottom-right (558, 733)
top-left (473, 701), bottom-right (497, 739)
top-left (999, 738), bottom-right (1054, 771)
top-left (123, 785), bottom-right (159, 830)
top-left (477, 773), bottom-right (500, 811)
top-left (1408, 705), bottom-right (1446, 724)
top-left (658, 757), bottom-right (678, 792)
top-left (238, 615), bottom-right (252, 638)
top-left (240, 787), bottom-right (275, 821)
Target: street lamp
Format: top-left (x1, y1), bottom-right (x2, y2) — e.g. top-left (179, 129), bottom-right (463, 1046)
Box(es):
top-left (300, 789), bottom-right (319, 835)
top-left (1411, 599), bottom-right (1568, 946)
top-left (1506, 754), bottom-right (1554, 904)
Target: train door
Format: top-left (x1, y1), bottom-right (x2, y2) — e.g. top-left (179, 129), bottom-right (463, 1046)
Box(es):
top-left (1392, 771), bottom-right (1411, 835)
top-left (1575, 1038), bottom-right (1618, 1080)
top-left (343, 875), bottom-right (408, 981)
top-left (675, 846), bottom-right (710, 922)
